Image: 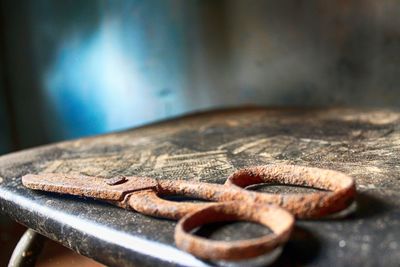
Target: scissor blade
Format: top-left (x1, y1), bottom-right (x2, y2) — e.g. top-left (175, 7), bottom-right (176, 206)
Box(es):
top-left (22, 173), bottom-right (157, 201)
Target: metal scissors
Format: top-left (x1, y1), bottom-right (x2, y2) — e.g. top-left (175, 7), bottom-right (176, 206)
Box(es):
top-left (22, 164), bottom-right (356, 261)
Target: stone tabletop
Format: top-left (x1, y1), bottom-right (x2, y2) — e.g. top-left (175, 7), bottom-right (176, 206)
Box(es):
top-left (0, 107), bottom-right (399, 266)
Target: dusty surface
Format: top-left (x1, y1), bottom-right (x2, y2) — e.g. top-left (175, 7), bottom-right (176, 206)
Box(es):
top-left (0, 107), bottom-right (399, 266)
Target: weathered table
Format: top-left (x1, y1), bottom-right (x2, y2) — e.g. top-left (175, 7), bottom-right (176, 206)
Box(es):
top-left (0, 108), bottom-right (399, 266)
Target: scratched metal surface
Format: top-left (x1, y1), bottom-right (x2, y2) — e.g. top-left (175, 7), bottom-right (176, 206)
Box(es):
top-left (0, 108), bottom-right (399, 266)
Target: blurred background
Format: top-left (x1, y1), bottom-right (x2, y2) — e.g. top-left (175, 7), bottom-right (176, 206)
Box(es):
top-left (0, 0), bottom-right (399, 265)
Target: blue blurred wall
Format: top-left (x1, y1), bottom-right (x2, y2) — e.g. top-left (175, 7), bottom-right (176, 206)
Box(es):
top-left (35, 1), bottom-right (190, 138)
top-left (1, 0), bottom-right (400, 149)
top-left (2, 0), bottom-right (193, 145)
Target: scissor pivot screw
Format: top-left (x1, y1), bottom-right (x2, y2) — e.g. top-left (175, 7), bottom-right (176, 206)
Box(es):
top-left (106, 176), bottom-right (128, 186)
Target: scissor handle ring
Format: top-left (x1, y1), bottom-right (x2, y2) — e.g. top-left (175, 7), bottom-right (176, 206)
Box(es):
top-left (175, 201), bottom-right (294, 261)
top-left (225, 164), bottom-right (356, 218)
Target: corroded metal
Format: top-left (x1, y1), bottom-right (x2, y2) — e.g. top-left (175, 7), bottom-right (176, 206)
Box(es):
top-left (129, 165), bottom-right (356, 220)
top-left (225, 165), bottom-right (356, 218)
top-left (105, 176), bottom-right (128, 186)
top-left (22, 173), bottom-right (157, 201)
top-left (21, 164), bottom-right (356, 261)
top-left (174, 202), bottom-right (294, 260)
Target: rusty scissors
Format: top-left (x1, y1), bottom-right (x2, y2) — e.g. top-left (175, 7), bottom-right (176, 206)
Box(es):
top-left (22, 164), bottom-right (356, 261)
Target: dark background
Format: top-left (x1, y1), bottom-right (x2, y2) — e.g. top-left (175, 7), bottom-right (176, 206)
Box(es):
top-left (0, 0), bottom-right (399, 265)
top-left (1, 0), bottom-right (400, 152)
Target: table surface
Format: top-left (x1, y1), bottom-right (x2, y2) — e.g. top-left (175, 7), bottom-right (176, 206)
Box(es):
top-left (0, 107), bottom-right (399, 267)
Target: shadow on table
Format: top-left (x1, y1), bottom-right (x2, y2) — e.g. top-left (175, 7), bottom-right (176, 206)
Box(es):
top-left (271, 225), bottom-right (320, 267)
